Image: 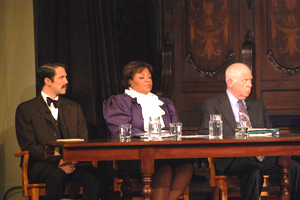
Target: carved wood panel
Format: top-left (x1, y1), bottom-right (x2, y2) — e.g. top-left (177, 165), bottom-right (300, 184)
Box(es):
top-left (186, 0), bottom-right (234, 77)
top-left (255, 0), bottom-right (300, 117)
top-left (162, 0), bottom-right (242, 128)
top-left (267, 0), bottom-right (300, 76)
top-left (161, 0), bottom-right (300, 128)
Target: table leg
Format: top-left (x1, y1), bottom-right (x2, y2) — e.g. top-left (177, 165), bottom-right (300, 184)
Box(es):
top-left (141, 173), bottom-right (153, 200)
top-left (278, 156), bottom-right (291, 200)
top-left (140, 148), bottom-right (155, 200)
top-left (121, 170), bottom-right (132, 200)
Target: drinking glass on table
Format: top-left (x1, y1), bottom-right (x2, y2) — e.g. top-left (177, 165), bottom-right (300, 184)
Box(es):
top-left (170, 122), bottom-right (183, 140)
top-left (119, 124), bottom-right (132, 142)
top-left (236, 121), bottom-right (249, 137)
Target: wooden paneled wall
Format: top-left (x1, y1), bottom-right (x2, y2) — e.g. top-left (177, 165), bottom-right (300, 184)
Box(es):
top-left (160, 0), bottom-right (300, 129)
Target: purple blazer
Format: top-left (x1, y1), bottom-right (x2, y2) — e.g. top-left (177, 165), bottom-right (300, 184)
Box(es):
top-left (103, 93), bottom-right (180, 138)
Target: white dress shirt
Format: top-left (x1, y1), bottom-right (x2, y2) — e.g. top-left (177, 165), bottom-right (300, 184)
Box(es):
top-left (41, 91), bottom-right (58, 120)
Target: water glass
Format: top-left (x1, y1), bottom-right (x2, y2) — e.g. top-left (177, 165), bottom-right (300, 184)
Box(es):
top-left (209, 114), bottom-right (223, 139)
top-left (236, 121), bottom-right (249, 137)
top-left (119, 124), bottom-right (132, 142)
top-left (170, 123), bottom-right (183, 140)
top-left (148, 117), bottom-right (161, 140)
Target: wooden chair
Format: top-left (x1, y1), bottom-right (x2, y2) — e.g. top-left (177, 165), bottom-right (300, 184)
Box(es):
top-left (208, 157), bottom-right (279, 200)
top-left (15, 149), bottom-right (97, 200)
top-left (113, 161), bottom-right (189, 200)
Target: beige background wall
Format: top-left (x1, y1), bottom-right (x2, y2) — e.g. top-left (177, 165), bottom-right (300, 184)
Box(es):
top-left (0, 0), bottom-right (35, 199)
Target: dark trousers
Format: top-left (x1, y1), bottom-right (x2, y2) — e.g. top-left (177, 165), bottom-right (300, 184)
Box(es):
top-left (222, 156), bottom-right (300, 200)
top-left (34, 163), bottom-right (102, 200)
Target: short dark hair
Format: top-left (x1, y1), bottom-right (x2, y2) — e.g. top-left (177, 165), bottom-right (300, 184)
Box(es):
top-left (36, 63), bottom-right (67, 86)
top-left (122, 61), bottom-right (154, 88)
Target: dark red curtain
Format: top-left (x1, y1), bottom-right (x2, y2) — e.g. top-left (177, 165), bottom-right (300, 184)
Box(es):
top-left (34, 0), bottom-right (120, 139)
top-left (34, 0), bottom-right (161, 140)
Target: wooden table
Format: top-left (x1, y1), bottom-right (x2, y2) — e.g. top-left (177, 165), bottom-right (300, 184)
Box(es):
top-left (44, 132), bottom-right (300, 200)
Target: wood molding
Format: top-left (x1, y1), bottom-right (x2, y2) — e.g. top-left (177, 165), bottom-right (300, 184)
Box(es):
top-left (267, 50), bottom-right (300, 76)
top-left (241, 29), bottom-right (254, 70)
top-left (185, 51), bottom-right (234, 78)
top-left (260, 80), bottom-right (300, 91)
top-left (156, 33), bottom-right (174, 99)
top-left (180, 80), bottom-right (226, 93)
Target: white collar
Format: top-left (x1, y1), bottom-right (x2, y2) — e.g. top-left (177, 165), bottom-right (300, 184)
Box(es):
top-left (41, 91), bottom-right (59, 105)
top-left (125, 88), bottom-right (165, 131)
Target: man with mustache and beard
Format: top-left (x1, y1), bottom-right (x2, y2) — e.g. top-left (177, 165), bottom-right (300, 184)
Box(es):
top-left (15, 63), bottom-right (102, 200)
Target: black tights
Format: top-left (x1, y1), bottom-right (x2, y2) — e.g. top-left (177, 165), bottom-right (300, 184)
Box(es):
top-left (151, 163), bottom-right (193, 200)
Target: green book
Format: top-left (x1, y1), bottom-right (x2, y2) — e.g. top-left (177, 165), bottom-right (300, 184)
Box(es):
top-left (248, 129), bottom-right (279, 134)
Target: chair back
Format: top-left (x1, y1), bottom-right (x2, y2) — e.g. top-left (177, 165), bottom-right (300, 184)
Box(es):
top-left (208, 157), bottom-right (279, 200)
top-left (15, 148), bottom-right (84, 200)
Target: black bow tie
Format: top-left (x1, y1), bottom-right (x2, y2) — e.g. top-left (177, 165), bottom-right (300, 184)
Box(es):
top-left (47, 97), bottom-right (59, 108)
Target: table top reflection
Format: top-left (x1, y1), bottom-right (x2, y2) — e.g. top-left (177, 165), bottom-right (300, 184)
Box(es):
top-left (44, 132), bottom-right (300, 161)
top-left (44, 132), bottom-right (300, 200)
top-left (45, 132), bottom-right (300, 145)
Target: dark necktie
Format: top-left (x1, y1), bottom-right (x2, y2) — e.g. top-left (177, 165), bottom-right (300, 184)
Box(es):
top-left (47, 97), bottom-right (59, 108)
top-left (238, 100), bottom-right (264, 162)
top-left (238, 100), bottom-right (252, 127)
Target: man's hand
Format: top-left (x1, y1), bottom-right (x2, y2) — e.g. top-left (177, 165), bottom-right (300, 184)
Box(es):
top-left (58, 159), bottom-right (77, 174)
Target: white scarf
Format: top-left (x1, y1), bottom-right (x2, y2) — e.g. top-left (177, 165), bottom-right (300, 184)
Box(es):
top-left (125, 88), bottom-right (165, 131)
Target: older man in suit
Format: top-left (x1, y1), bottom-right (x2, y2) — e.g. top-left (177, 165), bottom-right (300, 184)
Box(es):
top-left (15, 63), bottom-right (101, 200)
top-left (198, 63), bottom-right (300, 200)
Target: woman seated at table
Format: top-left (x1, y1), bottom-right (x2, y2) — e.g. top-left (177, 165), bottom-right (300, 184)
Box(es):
top-left (103, 61), bottom-right (193, 200)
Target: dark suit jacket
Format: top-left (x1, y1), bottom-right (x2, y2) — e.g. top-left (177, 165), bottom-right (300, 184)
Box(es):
top-left (198, 92), bottom-right (273, 173)
top-left (15, 94), bottom-right (88, 181)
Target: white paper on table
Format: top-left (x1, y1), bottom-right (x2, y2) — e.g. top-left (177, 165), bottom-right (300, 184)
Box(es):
top-left (248, 133), bottom-right (273, 137)
top-left (133, 130), bottom-right (171, 138)
top-left (181, 135), bottom-right (209, 139)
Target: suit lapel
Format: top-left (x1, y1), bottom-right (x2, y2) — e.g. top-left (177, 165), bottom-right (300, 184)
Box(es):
top-left (36, 95), bottom-right (60, 132)
top-left (245, 98), bottom-right (259, 127)
top-left (57, 98), bottom-right (70, 139)
top-left (219, 93), bottom-right (237, 132)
